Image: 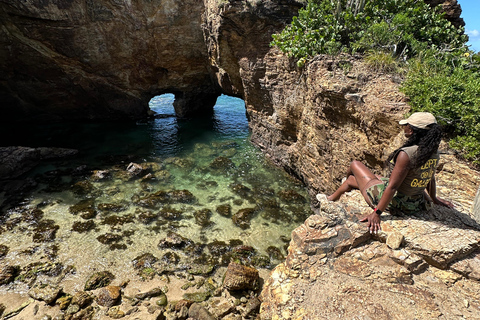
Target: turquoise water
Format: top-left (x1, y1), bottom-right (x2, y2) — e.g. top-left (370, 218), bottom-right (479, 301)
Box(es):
top-left (0, 95), bottom-right (311, 292)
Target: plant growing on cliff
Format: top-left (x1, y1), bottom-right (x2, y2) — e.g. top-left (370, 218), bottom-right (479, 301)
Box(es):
top-left (272, 0), bottom-right (467, 61)
top-left (401, 50), bottom-right (480, 163)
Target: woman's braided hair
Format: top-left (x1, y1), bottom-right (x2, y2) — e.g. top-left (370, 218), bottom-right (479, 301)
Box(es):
top-left (387, 123), bottom-right (442, 168)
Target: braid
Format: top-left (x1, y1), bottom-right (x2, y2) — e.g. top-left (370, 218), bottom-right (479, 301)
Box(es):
top-left (387, 123), bottom-right (442, 168)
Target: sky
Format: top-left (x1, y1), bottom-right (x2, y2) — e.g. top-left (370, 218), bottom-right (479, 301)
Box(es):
top-left (457, 0), bottom-right (480, 52)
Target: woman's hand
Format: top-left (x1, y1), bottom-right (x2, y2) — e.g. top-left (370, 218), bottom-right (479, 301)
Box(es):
top-left (360, 211), bottom-right (381, 234)
top-left (434, 197), bottom-right (454, 208)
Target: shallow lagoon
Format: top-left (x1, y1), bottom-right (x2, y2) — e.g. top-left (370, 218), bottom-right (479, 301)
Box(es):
top-left (0, 95), bottom-right (311, 293)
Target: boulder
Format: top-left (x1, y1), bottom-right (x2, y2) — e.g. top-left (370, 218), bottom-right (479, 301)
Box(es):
top-left (223, 262), bottom-right (259, 291)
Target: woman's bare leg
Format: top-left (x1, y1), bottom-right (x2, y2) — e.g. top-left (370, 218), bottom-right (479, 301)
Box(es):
top-left (327, 160), bottom-right (382, 206)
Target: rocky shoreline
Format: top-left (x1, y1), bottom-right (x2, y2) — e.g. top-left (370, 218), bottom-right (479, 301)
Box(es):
top-left (260, 153), bottom-right (480, 319)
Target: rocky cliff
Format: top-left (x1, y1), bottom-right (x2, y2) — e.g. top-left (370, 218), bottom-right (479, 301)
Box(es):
top-left (1, 1), bottom-right (478, 319)
top-left (0, 0), bottom-right (463, 122)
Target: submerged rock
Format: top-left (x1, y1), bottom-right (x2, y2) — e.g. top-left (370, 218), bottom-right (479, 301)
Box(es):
top-left (169, 189), bottom-right (196, 203)
top-left (231, 208), bottom-right (256, 229)
top-left (216, 204), bottom-right (231, 217)
top-left (229, 183), bottom-right (252, 199)
top-left (158, 206), bottom-right (183, 220)
top-left (33, 219), bottom-right (59, 242)
top-left (0, 265), bottom-right (18, 285)
top-left (97, 233), bottom-right (123, 244)
top-left (277, 189), bottom-right (306, 203)
top-left (194, 209), bottom-right (213, 227)
top-left (84, 271), bottom-right (115, 291)
top-left (132, 253), bottom-right (158, 270)
top-left (71, 180), bottom-right (95, 196)
top-left (69, 199), bottom-right (97, 219)
top-left (72, 220), bottom-right (96, 233)
top-left (158, 232), bottom-right (194, 249)
top-left (136, 208), bottom-right (159, 224)
top-left (97, 202), bottom-right (128, 213)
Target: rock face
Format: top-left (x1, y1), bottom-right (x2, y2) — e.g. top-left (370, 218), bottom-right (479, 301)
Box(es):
top-left (0, 0), bottom-right (462, 122)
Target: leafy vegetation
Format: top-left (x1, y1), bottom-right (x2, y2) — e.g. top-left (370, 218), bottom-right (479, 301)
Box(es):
top-left (271, 0), bottom-right (480, 163)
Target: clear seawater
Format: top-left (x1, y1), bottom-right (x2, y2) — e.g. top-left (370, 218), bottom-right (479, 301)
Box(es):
top-left (0, 95), bottom-right (311, 292)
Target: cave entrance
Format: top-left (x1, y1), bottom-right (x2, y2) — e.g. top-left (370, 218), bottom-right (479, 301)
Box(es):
top-left (149, 93), bottom-right (176, 117)
top-left (148, 93), bottom-right (248, 140)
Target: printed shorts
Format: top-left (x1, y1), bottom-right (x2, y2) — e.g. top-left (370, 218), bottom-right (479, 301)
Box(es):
top-left (365, 178), bottom-right (389, 207)
top-left (365, 178), bottom-right (429, 215)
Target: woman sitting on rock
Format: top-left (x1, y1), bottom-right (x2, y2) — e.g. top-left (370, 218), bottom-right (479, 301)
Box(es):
top-left (318, 112), bottom-right (453, 234)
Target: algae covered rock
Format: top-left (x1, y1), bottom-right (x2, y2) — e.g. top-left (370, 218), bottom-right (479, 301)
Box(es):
top-left (194, 208), bottom-right (213, 227)
top-left (32, 219), bottom-right (59, 242)
top-left (216, 204), bottom-right (231, 217)
top-left (232, 208), bottom-right (256, 229)
top-left (69, 199), bottom-right (97, 219)
top-left (84, 271), bottom-right (115, 290)
top-left (72, 220), bottom-right (96, 233)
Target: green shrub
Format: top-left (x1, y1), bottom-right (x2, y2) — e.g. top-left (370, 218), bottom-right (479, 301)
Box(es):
top-left (401, 50), bottom-right (480, 163)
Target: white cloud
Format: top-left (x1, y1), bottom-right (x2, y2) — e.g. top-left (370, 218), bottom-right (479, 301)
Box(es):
top-left (466, 29), bottom-right (480, 41)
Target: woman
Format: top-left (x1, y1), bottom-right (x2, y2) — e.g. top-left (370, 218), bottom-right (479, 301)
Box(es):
top-left (319, 112), bottom-right (453, 234)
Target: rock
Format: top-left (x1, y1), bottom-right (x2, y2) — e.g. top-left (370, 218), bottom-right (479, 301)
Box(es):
top-left (242, 297), bottom-right (261, 317)
top-left (28, 283), bottom-right (62, 304)
top-left (71, 180), bottom-right (95, 196)
top-left (32, 219), bottom-right (60, 243)
top-left (91, 170), bottom-right (111, 181)
top-left (96, 285), bottom-right (121, 307)
top-left (132, 253), bottom-right (158, 270)
top-left (182, 291), bottom-right (210, 302)
top-left (56, 295), bottom-right (72, 310)
top-left (386, 232), bottom-right (404, 249)
top-left (188, 303), bottom-right (215, 320)
top-left (474, 185), bottom-right (480, 223)
top-left (0, 147), bottom-right (78, 179)
top-left (126, 162), bottom-right (148, 179)
top-left (194, 209), bottom-right (212, 227)
top-left (0, 265), bottom-right (19, 285)
top-left (72, 220), bottom-right (96, 233)
top-left (134, 288), bottom-right (164, 300)
top-left (223, 262), bottom-right (259, 291)
top-left (84, 271), bottom-right (115, 291)
top-left (216, 204), bottom-right (231, 217)
top-left (209, 297), bottom-right (235, 318)
top-left (69, 199), bottom-right (97, 219)
top-left (106, 306), bottom-right (125, 319)
top-left (450, 252), bottom-right (480, 281)
top-left (71, 291), bottom-right (94, 308)
top-left (231, 208), bottom-right (256, 229)
top-left (158, 232), bottom-right (194, 249)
